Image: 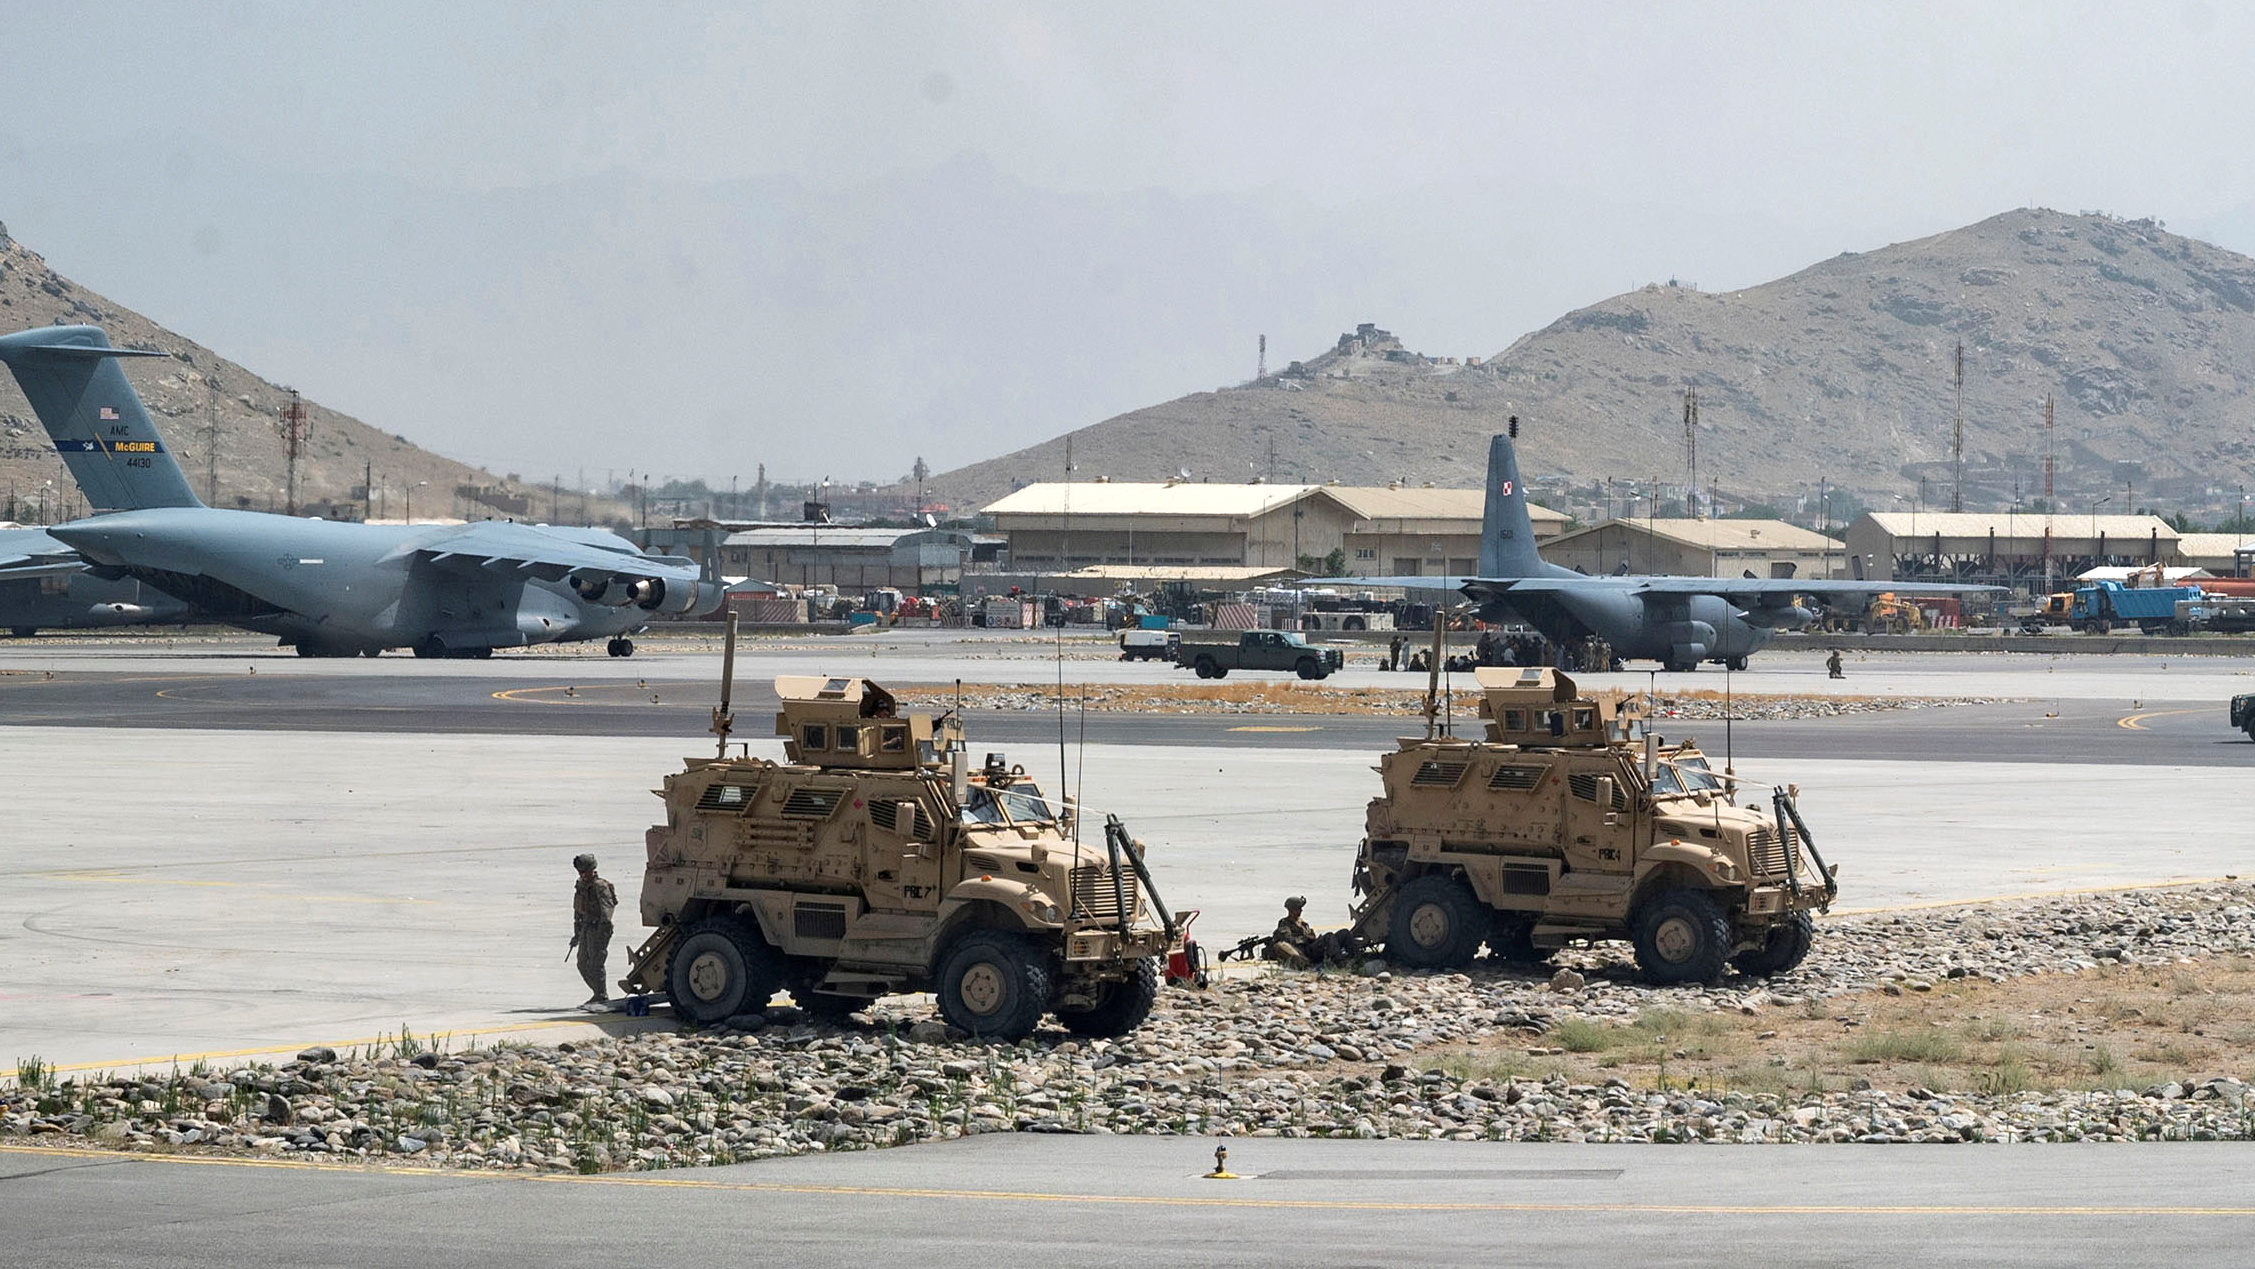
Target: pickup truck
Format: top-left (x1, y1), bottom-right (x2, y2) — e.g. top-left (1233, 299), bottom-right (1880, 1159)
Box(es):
top-left (1176, 630), bottom-right (1344, 680)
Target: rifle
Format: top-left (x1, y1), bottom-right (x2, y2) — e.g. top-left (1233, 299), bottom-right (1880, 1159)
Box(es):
top-left (1216, 933), bottom-right (1270, 963)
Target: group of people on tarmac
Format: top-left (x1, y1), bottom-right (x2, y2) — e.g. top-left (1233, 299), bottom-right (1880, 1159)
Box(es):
top-left (1382, 630), bottom-right (1618, 674)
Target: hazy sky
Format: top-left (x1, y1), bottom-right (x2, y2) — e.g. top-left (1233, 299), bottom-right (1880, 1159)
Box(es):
top-left (5, 1), bottom-right (2254, 485)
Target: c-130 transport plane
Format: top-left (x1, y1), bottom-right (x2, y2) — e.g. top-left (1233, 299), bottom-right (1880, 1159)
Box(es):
top-left (1346, 421), bottom-right (1997, 671)
top-left (0, 325), bottom-right (720, 657)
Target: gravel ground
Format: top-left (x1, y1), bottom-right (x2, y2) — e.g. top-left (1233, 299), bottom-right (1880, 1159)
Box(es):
top-left (10, 882), bottom-right (2253, 1166)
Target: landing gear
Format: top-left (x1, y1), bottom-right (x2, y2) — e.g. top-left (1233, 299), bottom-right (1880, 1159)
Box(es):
top-left (607, 637), bottom-right (635, 658)
top-left (9, 627), bottom-right (34, 638)
top-left (1724, 656), bottom-right (1749, 672)
top-left (1663, 659), bottom-right (1697, 673)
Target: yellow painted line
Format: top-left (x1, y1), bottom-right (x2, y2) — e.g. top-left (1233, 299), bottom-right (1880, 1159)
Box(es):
top-left (2117, 707), bottom-right (2219, 731)
top-left (3, 1144), bottom-right (2254, 1215)
top-left (24, 1018), bottom-right (641, 1078)
top-left (1226, 725), bottom-right (1321, 733)
top-left (491, 685), bottom-right (675, 705)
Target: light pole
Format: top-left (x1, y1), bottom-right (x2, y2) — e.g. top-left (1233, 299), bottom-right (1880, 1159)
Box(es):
top-left (405, 481), bottom-right (428, 523)
top-left (2090, 495), bottom-right (2111, 569)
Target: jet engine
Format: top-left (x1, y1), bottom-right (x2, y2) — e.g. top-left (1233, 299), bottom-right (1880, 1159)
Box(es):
top-left (1739, 602), bottom-right (1817, 630)
top-left (569, 572), bottom-right (695, 612)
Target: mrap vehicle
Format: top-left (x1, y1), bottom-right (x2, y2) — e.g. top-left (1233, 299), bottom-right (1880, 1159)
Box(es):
top-left (623, 673), bottom-right (1181, 1039)
top-left (1348, 667), bottom-right (1836, 984)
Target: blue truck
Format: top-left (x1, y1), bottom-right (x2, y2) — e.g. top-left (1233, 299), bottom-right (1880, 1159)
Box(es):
top-left (2065, 581), bottom-right (2206, 634)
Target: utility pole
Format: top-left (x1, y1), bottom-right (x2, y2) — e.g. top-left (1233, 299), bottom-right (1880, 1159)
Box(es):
top-left (551, 474), bottom-right (560, 523)
top-left (276, 388), bottom-right (309, 516)
top-left (1257, 333), bottom-right (1267, 381)
top-left (912, 457), bottom-right (929, 523)
top-left (1951, 341), bottom-right (1965, 513)
top-left (2042, 394), bottom-right (2056, 507)
top-left (363, 460), bottom-right (372, 522)
top-left (1682, 389), bottom-right (1700, 519)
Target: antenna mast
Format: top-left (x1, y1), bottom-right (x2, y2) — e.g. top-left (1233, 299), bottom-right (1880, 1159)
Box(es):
top-left (1682, 389), bottom-right (1700, 519)
top-left (278, 388), bottom-right (309, 516)
top-left (1950, 342), bottom-right (1965, 513)
top-left (203, 376), bottom-right (220, 504)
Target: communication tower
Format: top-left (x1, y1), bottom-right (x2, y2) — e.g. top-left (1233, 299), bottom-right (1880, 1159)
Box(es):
top-left (277, 388), bottom-right (309, 517)
top-left (2043, 394), bottom-right (2056, 504)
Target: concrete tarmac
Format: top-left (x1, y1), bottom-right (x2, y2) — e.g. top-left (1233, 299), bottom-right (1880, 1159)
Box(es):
top-left (6, 722), bottom-right (2254, 1076)
top-left (9, 1135), bottom-right (2255, 1268)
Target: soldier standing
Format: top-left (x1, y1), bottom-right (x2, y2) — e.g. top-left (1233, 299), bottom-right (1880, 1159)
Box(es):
top-left (570, 853), bottom-right (618, 1009)
top-left (1826, 648), bottom-right (1845, 680)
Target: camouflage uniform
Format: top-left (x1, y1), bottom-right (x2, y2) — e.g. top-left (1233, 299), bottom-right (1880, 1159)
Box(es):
top-left (1264, 899), bottom-right (1317, 969)
top-left (573, 858), bottom-right (618, 1003)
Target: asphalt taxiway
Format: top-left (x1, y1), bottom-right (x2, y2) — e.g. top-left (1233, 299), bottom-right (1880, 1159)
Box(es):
top-left (8, 1135), bottom-right (2255, 1269)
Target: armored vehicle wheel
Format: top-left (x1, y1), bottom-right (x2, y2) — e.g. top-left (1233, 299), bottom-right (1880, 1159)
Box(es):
top-left (1486, 911), bottom-right (1552, 967)
top-left (1631, 887), bottom-right (1731, 985)
top-left (1730, 911), bottom-right (1814, 977)
top-left (1295, 657), bottom-right (1324, 680)
top-left (1385, 873), bottom-right (1485, 970)
top-left (1055, 957), bottom-right (1159, 1038)
top-left (935, 929), bottom-right (1052, 1039)
top-left (666, 918), bottom-right (782, 1025)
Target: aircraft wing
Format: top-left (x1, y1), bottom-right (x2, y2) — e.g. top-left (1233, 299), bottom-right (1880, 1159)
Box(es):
top-left (0, 528), bottom-right (87, 580)
top-left (1293, 575), bottom-right (1475, 592)
top-left (404, 521), bottom-right (702, 584)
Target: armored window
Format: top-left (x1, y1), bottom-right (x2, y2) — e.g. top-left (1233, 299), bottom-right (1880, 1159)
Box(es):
top-left (1500, 708), bottom-right (1528, 732)
top-left (695, 783), bottom-right (753, 811)
top-left (1572, 708), bottom-right (1596, 731)
top-left (836, 724), bottom-right (860, 751)
top-left (881, 725), bottom-right (908, 752)
top-left (1566, 773), bottom-right (1629, 809)
top-left (960, 788), bottom-right (1007, 825)
top-left (1487, 763), bottom-right (1546, 792)
top-left (802, 725), bottom-right (828, 751)
top-left (1410, 760), bottom-right (1470, 788)
top-left (780, 788), bottom-right (843, 819)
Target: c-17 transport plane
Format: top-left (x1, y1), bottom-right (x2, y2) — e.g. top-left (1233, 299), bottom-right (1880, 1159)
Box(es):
top-left (0, 325), bottom-right (720, 657)
top-left (1340, 422), bottom-right (1998, 671)
top-left (0, 525), bottom-right (190, 636)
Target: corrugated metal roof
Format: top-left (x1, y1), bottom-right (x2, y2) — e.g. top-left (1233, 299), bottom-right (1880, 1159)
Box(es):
top-left (984, 482), bottom-right (1323, 518)
top-left (1551, 518), bottom-right (1841, 551)
top-left (2172, 533), bottom-right (2255, 559)
top-left (1325, 486), bottom-right (1569, 523)
top-left (986, 481), bottom-right (1566, 523)
top-left (1858, 512), bottom-right (2179, 540)
top-left (723, 528), bottom-right (937, 549)
top-left (1054, 564), bottom-right (1304, 581)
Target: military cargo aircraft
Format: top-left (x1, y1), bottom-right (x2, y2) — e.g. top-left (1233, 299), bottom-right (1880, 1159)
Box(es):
top-left (1337, 422), bottom-right (1998, 671)
top-left (0, 325), bottom-right (720, 657)
top-left (0, 525), bottom-right (189, 636)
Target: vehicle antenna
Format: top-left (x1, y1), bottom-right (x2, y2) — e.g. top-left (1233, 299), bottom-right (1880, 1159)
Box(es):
top-left (1056, 617), bottom-right (1070, 815)
top-left (710, 609), bottom-right (738, 758)
top-left (1074, 680), bottom-right (1090, 850)
top-left (1723, 662), bottom-right (1735, 785)
top-left (1422, 604), bottom-right (1445, 740)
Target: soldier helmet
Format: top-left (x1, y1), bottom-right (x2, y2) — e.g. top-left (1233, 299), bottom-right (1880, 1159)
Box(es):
top-left (1284, 895), bottom-right (1307, 910)
top-left (573, 853), bottom-right (597, 872)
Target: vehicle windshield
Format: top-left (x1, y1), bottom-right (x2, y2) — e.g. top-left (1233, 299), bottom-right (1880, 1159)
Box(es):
top-left (1650, 753), bottom-right (1725, 796)
top-left (960, 781), bottom-right (1056, 825)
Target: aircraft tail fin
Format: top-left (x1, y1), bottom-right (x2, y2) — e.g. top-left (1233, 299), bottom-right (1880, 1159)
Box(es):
top-left (0, 325), bottom-right (202, 512)
top-left (1477, 420), bottom-right (1545, 577)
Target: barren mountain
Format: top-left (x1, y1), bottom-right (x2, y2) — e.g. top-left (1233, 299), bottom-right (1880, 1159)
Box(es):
top-left (925, 209), bottom-right (2255, 517)
top-left (0, 225), bottom-right (558, 524)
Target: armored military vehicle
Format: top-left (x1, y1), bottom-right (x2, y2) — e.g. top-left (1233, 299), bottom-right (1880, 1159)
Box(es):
top-left (1349, 667), bottom-right (1835, 984)
top-left (621, 672), bottom-right (1182, 1040)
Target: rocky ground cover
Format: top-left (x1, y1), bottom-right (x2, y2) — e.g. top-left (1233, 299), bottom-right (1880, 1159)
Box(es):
top-left (896, 682), bottom-right (2004, 719)
top-left (11, 882), bottom-right (2254, 1169)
